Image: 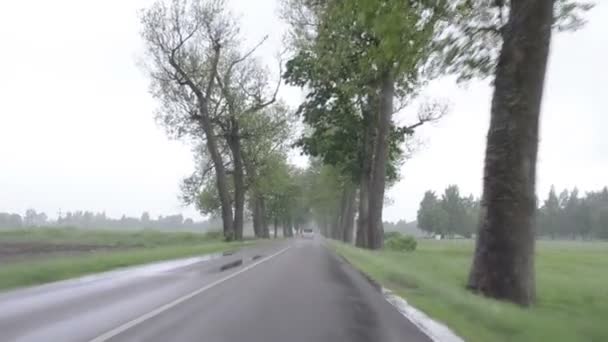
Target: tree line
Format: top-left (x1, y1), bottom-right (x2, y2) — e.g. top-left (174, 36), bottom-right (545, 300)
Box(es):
top-left (416, 185), bottom-right (608, 240)
top-left (140, 0), bottom-right (593, 306)
top-left (278, 0), bottom-right (592, 307)
top-left (0, 210), bottom-right (215, 231)
top-left (538, 186), bottom-right (608, 240)
top-left (417, 186), bottom-right (480, 238)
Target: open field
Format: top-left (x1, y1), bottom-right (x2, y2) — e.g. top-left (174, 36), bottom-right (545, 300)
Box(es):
top-left (0, 228), bottom-right (249, 291)
top-left (0, 228), bottom-right (225, 262)
top-left (331, 239), bottom-right (608, 342)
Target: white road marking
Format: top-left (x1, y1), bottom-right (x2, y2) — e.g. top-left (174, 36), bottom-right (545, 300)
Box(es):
top-left (88, 246), bottom-right (291, 342)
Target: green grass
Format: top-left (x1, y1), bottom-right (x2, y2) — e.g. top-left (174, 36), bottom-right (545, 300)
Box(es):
top-left (0, 228), bottom-right (254, 291)
top-left (331, 239), bottom-right (608, 342)
top-left (0, 227), bottom-right (222, 247)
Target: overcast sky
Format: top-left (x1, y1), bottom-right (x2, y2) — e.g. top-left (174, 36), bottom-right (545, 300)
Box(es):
top-left (0, 1), bottom-right (606, 222)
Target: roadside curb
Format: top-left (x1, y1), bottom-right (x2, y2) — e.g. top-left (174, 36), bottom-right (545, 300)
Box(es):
top-left (327, 240), bottom-right (464, 342)
top-left (382, 288), bottom-right (464, 342)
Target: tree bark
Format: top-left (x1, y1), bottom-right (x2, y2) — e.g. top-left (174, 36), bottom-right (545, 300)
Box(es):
top-left (251, 197), bottom-right (262, 237)
top-left (367, 72), bottom-right (394, 250)
top-left (343, 186), bottom-right (357, 243)
top-left (467, 0), bottom-right (554, 306)
top-left (332, 206), bottom-right (342, 240)
top-left (274, 217), bottom-right (278, 239)
top-left (227, 118), bottom-right (245, 240)
top-left (242, 151), bottom-right (265, 238)
top-left (260, 197), bottom-right (269, 238)
top-left (356, 98), bottom-right (376, 248)
top-left (336, 187), bottom-right (349, 240)
top-left (198, 113), bottom-right (234, 240)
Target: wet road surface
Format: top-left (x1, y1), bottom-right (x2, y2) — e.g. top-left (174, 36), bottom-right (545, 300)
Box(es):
top-left (0, 238), bottom-right (430, 342)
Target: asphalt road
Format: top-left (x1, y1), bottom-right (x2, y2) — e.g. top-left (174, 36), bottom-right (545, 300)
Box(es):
top-left (0, 238), bottom-right (431, 342)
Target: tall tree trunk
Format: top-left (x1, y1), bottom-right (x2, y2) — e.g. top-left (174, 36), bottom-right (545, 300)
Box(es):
top-left (356, 97), bottom-right (376, 248)
top-left (260, 197), bottom-right (269, 238)
top-left (367, 72), bottom-right (394, 250)
top-left (198, 113), bottom-right (233, 240)
top-left (467, 0), bottom-right (554, 306)
top-left (336, 187), bottom-right (349, 240)
top-left (227, 118), bottom-right (245, 240)
top-left (288, 219), bottom-right (294, 237)
top-left (282, 221), bottom-right (288, 238)
top-left (274, 217), bottom-right (278, 239)
top-left (251, 197), bottom-right (262, 238)
top-left (242, 151), bottom-right (264, 238)
top-left (332, 208), bottom-right (342, 240)
top-left (343, 187), bottom-right (357, 243)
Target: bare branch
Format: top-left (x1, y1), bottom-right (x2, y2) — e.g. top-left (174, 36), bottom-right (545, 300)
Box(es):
top-left (401, 100), bottom-right (449, 135)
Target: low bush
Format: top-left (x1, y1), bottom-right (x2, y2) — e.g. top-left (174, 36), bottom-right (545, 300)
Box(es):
top-left (385, 234), bottom-right (417, 252)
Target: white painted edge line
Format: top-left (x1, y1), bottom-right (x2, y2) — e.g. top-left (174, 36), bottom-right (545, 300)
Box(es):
top-left (382, 287), bottom-right (465, 342)
top-left (88, 246), bottom-right (291, 342)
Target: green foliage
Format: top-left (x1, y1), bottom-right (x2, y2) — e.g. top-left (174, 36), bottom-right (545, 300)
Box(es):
top-left (204, 230), bottom-right (224, 240)
top-left (433, 0), bottom-right (594, 82)
top-left (417, 185), bottom-right (479, 237)
top-left (538, 186), bottom-right (608, 239)
top-left (419, 184), bottom-right (608, 240)
top-left (385, 234), bottom-right (417, 252)
top-left (333, 239), bottom-right (608, 342)
top-left (283, 0), bottom-right (447, 183)
top-left (383, 231), bottom-right (402, 241)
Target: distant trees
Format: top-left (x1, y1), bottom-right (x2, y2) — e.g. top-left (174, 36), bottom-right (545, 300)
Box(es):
top-left (0, 210), bottom-right (214, 231)
top-left (417, 186), bottom-right (479, 238)
top-left (0, 213), bottom-right (23, 229)
top-left (416, 185), bottom-right (608, 240)
top-left (24, 209), bottom-right (48, 227)
top-left (538, 187), bottom-right (608, 240)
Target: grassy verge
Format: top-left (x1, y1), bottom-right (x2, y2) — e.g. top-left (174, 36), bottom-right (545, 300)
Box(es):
top-left (331, 239), bottom-right (608, 342)
top-left (0, 227), bottom-right (223, 247)
top-left (0, 228), bottom-right (255, 291)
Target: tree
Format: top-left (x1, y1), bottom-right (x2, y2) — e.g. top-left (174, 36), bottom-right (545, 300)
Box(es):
top-left (141, 212), bottom-right (151, 225)
top-left (441, 185), bottom-right (468, 237)
top-left (539, 186), bottom-right (560, 238)
top-left (240, 104), bottom-right (294, 239)
top-left (0, 213), bottom-right (23, 229)
top-left (417, 191), bottom-right (439, 234)
top-left (140, 0), bottom-right (238, 239)
top-left (213, 44), bottom-right (282, 240)
top-left (466, 0), bottom-right (592, 306)
top-left (283, 0), bottom-right (446, 249)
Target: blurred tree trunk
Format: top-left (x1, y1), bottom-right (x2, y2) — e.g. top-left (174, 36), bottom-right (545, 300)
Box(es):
top-left (274, 217), bottom-right (278, 239)
top-left (333, 204), bottom-right (342, 240)
top-left (227, 117), bottom-right (245, 240)
top-left (336, 187), bottom-right (349, 240)
top-left (251, 196), bottom-right (263, 238)
top-left (367, 72), bottom-right (394, 250)
top-left (356, 98), bottom-right (376, 248)
top-left (468, 0), bottom-right (554, 306)
top-left (343, 186), bottom-right (357, 243)
top-left (260, 197), bottom-right (269, 238)
top-left (242, 151), bottom-right (267, 239)
top-left (252, 197), bottom-right (262, 238)
top-left (199, 113), bottom-right (234, 240)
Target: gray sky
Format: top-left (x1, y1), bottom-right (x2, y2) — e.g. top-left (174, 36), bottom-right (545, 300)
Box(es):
top-left (0, 1), bottom-right (606, 222)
